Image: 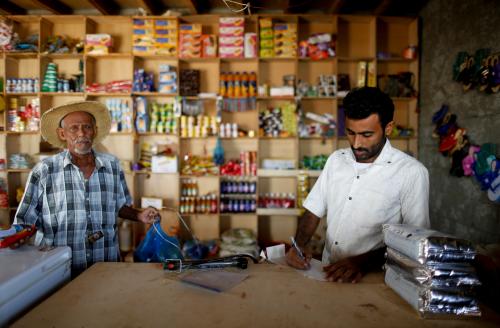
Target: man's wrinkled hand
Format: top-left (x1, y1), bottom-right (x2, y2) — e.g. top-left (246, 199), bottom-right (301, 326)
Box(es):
top-left (323, 257), bottom-right (363, 283)
top-left (285, 246), bottom-right (311, 270)
top-left (138, 207), bottom-right (160, 224)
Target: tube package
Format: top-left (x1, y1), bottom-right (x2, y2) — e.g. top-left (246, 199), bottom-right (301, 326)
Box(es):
top-left (385, 264), bottom-right (481, 318)
top-left (386, 248), bottom-right (481, 291)
top-left (382, 224), bottom-right (476, 264)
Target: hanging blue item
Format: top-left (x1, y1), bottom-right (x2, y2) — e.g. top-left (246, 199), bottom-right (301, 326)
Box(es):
top-left (213, 137), bottom-right (225, 166)
top-left (134, 220), bottom-right (183, 263)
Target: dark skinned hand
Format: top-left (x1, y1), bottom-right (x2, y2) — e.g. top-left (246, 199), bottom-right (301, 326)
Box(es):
top-left (323, 256), bottom-right (363, 283)
top-left (285, 246), bottom-right (312, 270)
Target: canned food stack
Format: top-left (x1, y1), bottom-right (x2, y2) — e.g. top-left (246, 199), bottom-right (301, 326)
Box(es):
top-left (7, 98), bottom-right (40, 132)
top-left (7, 78), bottom-right (38, 93)
top-left (383, 224), bottom-right (482, 318)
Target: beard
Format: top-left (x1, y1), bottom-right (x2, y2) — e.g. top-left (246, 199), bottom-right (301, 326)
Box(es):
top-left (351, 137), bottom-right (386, 163)
top-left (71, 137), bottom-right (93, 155)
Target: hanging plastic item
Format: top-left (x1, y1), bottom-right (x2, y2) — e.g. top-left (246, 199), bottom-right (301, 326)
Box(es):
top-left (133, 220), bottom-right (183, 263)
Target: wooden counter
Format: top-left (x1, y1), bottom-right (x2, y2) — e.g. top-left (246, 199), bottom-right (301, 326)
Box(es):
top-left (12, 262), bottom-right (500, 327)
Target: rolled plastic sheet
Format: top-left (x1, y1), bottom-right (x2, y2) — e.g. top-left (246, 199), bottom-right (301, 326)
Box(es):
top-left (383, 224), bottom-right (476, 264)
top-left (386, 248), bottom-right (481, 291)
top-left (385, 264), bottom-right (481, 318)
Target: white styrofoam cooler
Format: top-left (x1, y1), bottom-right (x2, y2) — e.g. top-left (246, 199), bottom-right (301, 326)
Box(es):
top-left (0, 246), bottom-right (71, 326)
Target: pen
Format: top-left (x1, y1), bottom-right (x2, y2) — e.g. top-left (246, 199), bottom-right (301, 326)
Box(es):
top-left (290, 236), bottom-right (305, 261)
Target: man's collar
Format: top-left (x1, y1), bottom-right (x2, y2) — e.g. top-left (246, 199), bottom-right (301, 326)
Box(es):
top-left (343, 139), bottom-right (395, 166)
top-left (63, 149), bottom-right (105, 170)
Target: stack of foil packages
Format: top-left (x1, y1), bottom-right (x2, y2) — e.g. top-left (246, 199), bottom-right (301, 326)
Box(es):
top-left (383, 224), bottom-right (482, 318)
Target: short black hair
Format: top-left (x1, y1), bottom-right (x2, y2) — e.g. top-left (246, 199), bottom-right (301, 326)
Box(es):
top-left (343, 87), bottom-right (394, 129)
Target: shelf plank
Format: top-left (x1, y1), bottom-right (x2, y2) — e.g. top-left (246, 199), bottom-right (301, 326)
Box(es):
top-left (377, 57), bottom-right (417, 63)
top-left (133, 54), bottom-right (178, 60)
top-left (5, 131), bottom-right (39, 135)
top-left (257, 96), bottom-right (295, 100)
top-left (298, 57), bottom-right (336, 62)
top-left (5, 52), bottom-right (38, 58)
top-left (5, 93), bottom-right (38, 96)
top-left (179, 57), bottom-right (219, 63)
top-left (40, 92), bottom-right (85, 96)
top-left (86, 92), bottom-right (132, 97)
top-left (137, 132), bottom-right (178, 137)
top-left (220, 58), bottom-right (258, 62)
top-left (256, 208), bottom-right (302, 216)
top-left (301, 96), bottom-right (337, 100)
top-left (85, 53), bottom-right (133, 58)
top-left (337, 56), bottom-right (375, 62)
top-left (132, 92), bottom-right (177, 96)
top-left (7, 169), bottom-right (33, 173)
top-left (41, 53), bottom-right (84, 59)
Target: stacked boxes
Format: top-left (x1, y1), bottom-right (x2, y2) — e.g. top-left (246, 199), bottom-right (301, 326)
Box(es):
top-left (274, 23), bottom-right (297, 58)
top-left (259, 18), bottom-right (273, 58)
top-left (158, 64), bottom-right (177, 94)
top-left (132, 18), bottom-right (154, 54)
top-left (179, 24), bottom-right (202, 58)
top-left (154, 19), bottom-right (178, 56)
top-left (132, 18), bottom-right (178, 56)
top-left (179, 69), bottom-right (200, 96)
top-left (219, 17), bottom-right (244, 58)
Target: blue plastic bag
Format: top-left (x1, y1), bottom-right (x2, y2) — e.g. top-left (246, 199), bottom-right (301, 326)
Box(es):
top-left (134, 221), bottom-right (183, 262)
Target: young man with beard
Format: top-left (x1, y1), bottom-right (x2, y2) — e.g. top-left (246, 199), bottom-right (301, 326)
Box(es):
top-left (286, 87), bottom-right (430, 283)
top-left (14, 101), bottom-right (159, 277)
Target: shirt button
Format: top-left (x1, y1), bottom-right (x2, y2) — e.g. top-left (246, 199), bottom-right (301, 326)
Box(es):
top-left (335, 241), bottom-right (338, 245)
top-left (348, 197), bottom-right (352, 200)
top-left (356, 176), bottom-right (360, 179)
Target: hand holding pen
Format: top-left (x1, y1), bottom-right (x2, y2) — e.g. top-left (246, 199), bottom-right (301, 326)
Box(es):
top-left (286, 236), bottom-right (311, 270)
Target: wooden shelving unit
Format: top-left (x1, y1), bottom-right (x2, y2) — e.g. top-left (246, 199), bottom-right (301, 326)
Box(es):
top-left (0, 14), bottom-right (419, 246)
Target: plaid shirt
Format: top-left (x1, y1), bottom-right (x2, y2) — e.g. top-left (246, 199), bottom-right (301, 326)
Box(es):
top-left (14, 150), bottom-right (132, 274)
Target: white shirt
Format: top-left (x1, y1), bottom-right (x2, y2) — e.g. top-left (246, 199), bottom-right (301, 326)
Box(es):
top-left (303, 139), bottom-right (430, 264)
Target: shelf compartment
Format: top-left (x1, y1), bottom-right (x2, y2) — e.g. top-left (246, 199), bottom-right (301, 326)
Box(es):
top-left (85, 16), bottom-right (132, 54)
top-left (85, 56), bottom-right (133, 88)
top-left (337, 15), bottom-right (376, 59)
top-left (377, 17), bottom-right (418, 60)
top-left (40, 16), bottom-right (86, 54)
top-left (133, 56), bottom-right (178, 93)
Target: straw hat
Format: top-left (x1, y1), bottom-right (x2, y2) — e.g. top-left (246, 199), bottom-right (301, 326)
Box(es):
top-left (41, 100), bottom-right (111, 149)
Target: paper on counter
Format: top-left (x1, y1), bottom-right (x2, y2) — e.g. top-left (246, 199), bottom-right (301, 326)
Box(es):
top-left (265, 244), bottom-right (327, 282)
top-left (180, 270), bottom-right (249, 292)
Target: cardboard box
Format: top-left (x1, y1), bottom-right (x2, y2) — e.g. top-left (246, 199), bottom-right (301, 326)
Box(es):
top-left (151, 155), bottom-right (178, 173)
top-left (141, 197), bottom-right (163, 209)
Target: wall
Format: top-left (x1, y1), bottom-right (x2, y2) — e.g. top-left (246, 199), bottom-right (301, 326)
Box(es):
top-left (419, 0), bottom-right (500, 243)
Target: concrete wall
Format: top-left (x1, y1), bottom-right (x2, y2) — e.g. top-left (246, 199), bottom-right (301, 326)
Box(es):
top-left (419, 0), bottom-right (500, 243)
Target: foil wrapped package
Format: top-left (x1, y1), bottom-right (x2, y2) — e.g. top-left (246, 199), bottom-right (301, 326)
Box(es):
top-left (383, 224), bottom-right (476, 264)
top-left (385, 264), bottom-right (481, 318)
top-left (386, 248), bottom-right (481, 291)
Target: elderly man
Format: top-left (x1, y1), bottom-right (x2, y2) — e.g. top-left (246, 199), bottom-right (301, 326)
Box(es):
top-left (15, 101), bottom-right (158, 277)
top-left (286, 87), bottom-right (430, 283)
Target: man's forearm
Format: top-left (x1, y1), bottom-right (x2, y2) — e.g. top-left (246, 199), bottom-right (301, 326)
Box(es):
top-left (118, 205), bottom-right (140, 221)
top-left (295, 209), bottom-right (320, 247)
